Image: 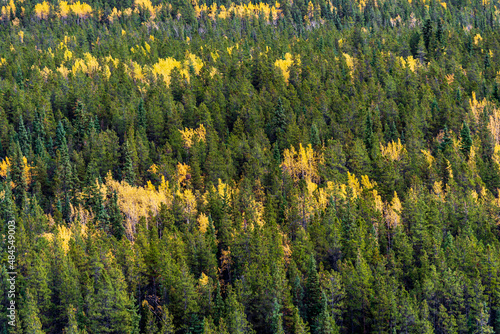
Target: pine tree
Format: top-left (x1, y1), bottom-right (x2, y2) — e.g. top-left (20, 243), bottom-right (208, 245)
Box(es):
top-left (18, 115), bottom-right (31, 157)
top-left (55, 121), bottom-right (67, 151)
top-left (272, 98), bottom-right (287, 146)
top-left (305, 255), bottom-right (324, 333)
top-left (460, 122), bottom-right (472, 159)
top-left (440, 126), bottom-right (452, 152)
top-left (109, 190), bottom-right (125, 240)
top-left (423, 18), bottom-right (433, 52)
top-left (24, 290), bottom-right (44, 334)
top-left (364, 113), bottom-right (374, 152)
top-left (123, 140), bottom-right (136, 185)
top-left (11, 143), bottom-right (27, 210)
top-left (160, 307), bottom-right (175, 334)
top-left (65, 306), bottom-right (82, 334)
top-left (310, 124), bottom-right (320, 147)
top-left (213, 280), bottom-right (225, 326)
top-left (137, 98), bottom-right (147, 131)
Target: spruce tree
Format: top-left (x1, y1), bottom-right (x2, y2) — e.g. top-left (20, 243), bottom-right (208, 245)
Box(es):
top-left (364, 113), bottom-right (374, 152)
top-left (17, 115), bottom-right (30, 157)
top-left (310, 124), bottom-right (320, 147)
top-left (109, 191), bottom-right (125, 240)
top-left (137, 98), bottom-right (147, 131)
top-left (305, 255), bottom-right (324, 333)
top-left (24, 290), bottom-right (44, 334)
top-left (55, 121), bottom-right (67, 151)
top-left (460, 122), bottom-right (472, 159)
top-left (123, 140), bottom-right (136, 185)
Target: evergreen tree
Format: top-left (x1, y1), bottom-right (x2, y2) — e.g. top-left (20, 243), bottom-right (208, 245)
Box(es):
top-left (122, 140), bottom-right (136, 185)
top-left (137, 98), bottom-right (147, 131)
top-left (460, 122), bottom-right (472, 159)
top-left (364, 113), bottom-right (374, 152)
top-left (109, 190), bottom-right (125, 240)
top-left (17, 115), bottom-right (31, 157)
top-left (23, 290), bottom-right (44, 334)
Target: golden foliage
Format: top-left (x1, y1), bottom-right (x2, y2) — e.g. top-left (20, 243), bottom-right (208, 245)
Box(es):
top-left (384, 192), bottom-right (401, 228)
top-left (35, 1), bottom-right (50, 19)
top-left (380, 138), bottom-right (406, 161)
top-left (469, 91), bottom-right (487, 123)
top-left (489, 107), bottom-right (500, 145)
top-left (421, 149), bottom-right (435, 167)
top-left (58, 1), bottom-right (93, 19)
top-left (176, 188), bottom-right (197, 220)
top-left (184, 52), bottom-right (204, 75)
top-left (281, 143), bottom-right (320, 182)
top-left (274, 52), bottom-right (300, 83)
top-left (179, 124), bottom-right (206, 149)
top-left (492, 145), bottom-right (500, 169)
top-left (0, 157), bottom-right (10, 178)
top-left (199, 272), bottom-right (209, 286)
top-left (198, 213), bottom-right (209, 233)
top-left (152, 57), bottom-right (187, 86)
top-left (105, 172), bottom-right (172, 239)
top-left (399, 55), bottom-right (418, 72)
top-left (473, 33), bottom-right (483, 45)
top-left (176, 162), bottom-right (191, 185)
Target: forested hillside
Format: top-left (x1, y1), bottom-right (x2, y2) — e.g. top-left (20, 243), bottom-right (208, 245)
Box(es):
top-left (0, 0), bottom-right (500, 332)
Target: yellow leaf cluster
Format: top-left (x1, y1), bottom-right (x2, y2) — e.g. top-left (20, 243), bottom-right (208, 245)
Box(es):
top-left (134, 0), bottom-right (162, 19)
top-left (199, 272), bottom-right (209, 286)
top-left (152, 57), bottom-right (187, 86)
top-left (384, 191), bottom-right (401, 228)
top-left (40, 66), bottom-right (52, 82)
top-left (57, 65), bottom-right (70, 79)
top-left (72, 53), bottom-right (101, 77)
top-left (347, 171), bottom-right (361, 199)
top-left (343, 53), bottom-right (355, 77)
top-left (198, 213), bottom-right (209, 233)
top-left (195, 2), bottom-right (282, 22)
top-left (105, 172), bottom-right (172, 239)
top-left (473, 33), bottom-right (483, 45)
top-left (179, 124), bottom-right (206, 149)
top-left (176, 188), bottom-right (197, 219)
top-left (0, 58), bottom-right (6, 67)
top-left (1, 0), bottom-right (15, 20)
top-left (489, 107), bottom-right (500, 145)
top-left (399, 55), bottom-right (418, 72)
top-left (493, 145), bottom-right (500, 169)
top-left (275, 52), bottom-right (299, 83)
top-left (281, 143), bottom-right (320, 182)
top-left (59, 1), bottom-right (93, 19)
top-left (184, 52), bottom-right (204, 75)
top-left (380, 138), bottom-right (406, 161)
top-left (35, 1), bottom-right (50, 19)
top-left (440, 2), bottom-right (447, 9)
top-left (0, 157), bottom-right (10, 178)
top-left (469, 91), bottom-right (487, 123)
top-left (421, 149), bottom-right (435, 167)
top-left (176, 162), bottom-right (191, 185)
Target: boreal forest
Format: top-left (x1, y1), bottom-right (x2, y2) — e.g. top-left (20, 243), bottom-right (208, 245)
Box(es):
top-left (0, 0), bottom-right (500, 332)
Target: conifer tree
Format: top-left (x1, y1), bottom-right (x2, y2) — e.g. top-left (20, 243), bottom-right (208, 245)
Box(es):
top-left (305, 255), bottom-right (324, 333)
top-left (55, 121), bottom-right (66, 151)
top-left (364, 113), bottom-right (374, 152)
top-left (65, 306), bottom-right (82, 334)
top-left (310, 124), bottom-right (320, 148)
top-left (123, 140), bottom-right (136, 185)
top-left (109, 190), bottom-right (125, 240)
top-left (24, 290), bottom-right (44, 334)
top-left (460, 122), bottom-right (472, 159)
top-left (137, 98), bottom-right (147, 131)
top-left (18, 115), bottom-right (31, 157)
